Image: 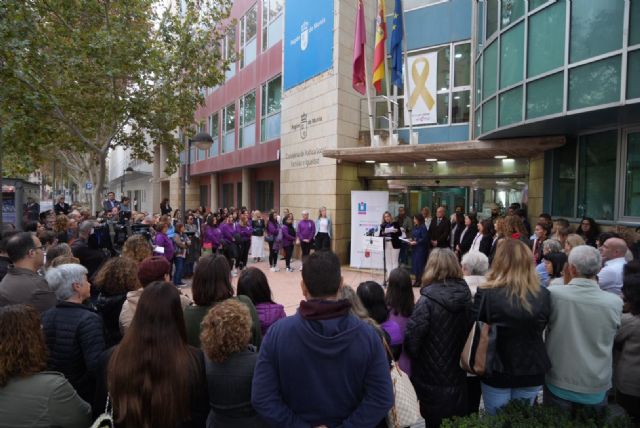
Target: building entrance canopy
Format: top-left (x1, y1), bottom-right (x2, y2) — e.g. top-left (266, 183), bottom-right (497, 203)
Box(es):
top-left (322, 136), bottom-right (565, 163)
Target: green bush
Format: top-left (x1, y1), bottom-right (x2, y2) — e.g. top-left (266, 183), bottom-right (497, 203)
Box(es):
top-left (441, 399), bottom-right (633, 428)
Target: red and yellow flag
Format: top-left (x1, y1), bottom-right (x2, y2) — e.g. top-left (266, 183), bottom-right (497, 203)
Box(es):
top-left (372, 0), bottom-right (387, 93)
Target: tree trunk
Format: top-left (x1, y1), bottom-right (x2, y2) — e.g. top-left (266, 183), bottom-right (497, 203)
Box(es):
top-left (91, 152), bottom-right (107, 215)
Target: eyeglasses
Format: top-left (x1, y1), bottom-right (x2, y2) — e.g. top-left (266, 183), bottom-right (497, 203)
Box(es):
top-left (31, 246), bottom-right (45, 252)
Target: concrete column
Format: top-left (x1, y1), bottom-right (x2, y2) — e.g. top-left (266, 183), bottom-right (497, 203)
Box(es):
top-left (209, 173), bottom-right (218, 211)
top-left (241, 168), bottom-right (251, 209)
top-left (151, 145), bottom-right (162, 214)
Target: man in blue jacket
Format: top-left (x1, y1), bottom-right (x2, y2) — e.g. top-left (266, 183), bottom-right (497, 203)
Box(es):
top-left (252, 251), bottom-right (394, 428)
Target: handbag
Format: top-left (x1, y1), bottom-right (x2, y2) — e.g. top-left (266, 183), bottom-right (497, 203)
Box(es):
top-left (91, 394), bottom-right (113, 428)
top-left (383, 339), bottom-right (422, 428)
top-left (460, 294), bottom-right (497, 376)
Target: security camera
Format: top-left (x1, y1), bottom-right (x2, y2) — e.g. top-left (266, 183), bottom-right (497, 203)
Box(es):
top-left (435, 180), bottom-right (441, 185)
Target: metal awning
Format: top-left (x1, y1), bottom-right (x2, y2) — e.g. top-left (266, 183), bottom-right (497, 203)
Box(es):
top-left (322, 136), bottom-right (566, 163)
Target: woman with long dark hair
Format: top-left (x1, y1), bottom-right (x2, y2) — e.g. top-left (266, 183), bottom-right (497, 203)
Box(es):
top-left (266, 211), bottom-right (280, 271)
top-left (237, 267), bottom-right (285, 336)
top-left (576, 217), bottom-right (600, 248)
top-left (183, 254), bottom-right (261, 348)
top-left (281, 214), bottom-right (296, 272)
top-left (94, 282), bottom-right (208, 428)
top-left (385, 267), bottom-right (415, 375)
top-left (357, 281), bottom-right (402, 359)
top-left (410, 214), bottom-right (429, 287)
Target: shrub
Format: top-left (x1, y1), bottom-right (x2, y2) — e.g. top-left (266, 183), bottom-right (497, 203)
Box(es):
top-left (441, 399), bottom-right (632, 428)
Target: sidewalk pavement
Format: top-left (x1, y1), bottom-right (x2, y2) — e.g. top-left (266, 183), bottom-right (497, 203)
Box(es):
top-left (181, 256), bottom-right (421, 315)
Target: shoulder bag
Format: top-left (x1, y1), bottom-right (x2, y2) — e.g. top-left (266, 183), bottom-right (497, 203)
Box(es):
top-left (460, 293), bottom-right (498, 376)
top-left (383, 339), bottom-right (422, 428)
top-left (91, 394), bottom-right (113, 428)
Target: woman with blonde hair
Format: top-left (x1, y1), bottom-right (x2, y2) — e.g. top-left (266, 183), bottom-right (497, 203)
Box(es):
top-left (473, 239), bottom-right (551, 415)
top-left (404, 248), bottom-right (472, 425)
top-left (251, 210), bottom-right (266, 263)
top-left (122, 234), bottom-right (153, 264)
top-left (564, 233), bottom-right (585, 255)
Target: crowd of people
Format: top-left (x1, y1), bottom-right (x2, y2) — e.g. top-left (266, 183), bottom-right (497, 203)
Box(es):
top-left (0, 196), bottom-right (639, 427)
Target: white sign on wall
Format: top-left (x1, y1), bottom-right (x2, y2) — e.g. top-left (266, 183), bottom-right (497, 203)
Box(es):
top-left (350, 191), bottom-right (389, 269)
top-left (404, 51), bottom-right (438, 125)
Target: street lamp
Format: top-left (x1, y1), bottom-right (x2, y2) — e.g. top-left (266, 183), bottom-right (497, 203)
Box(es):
top-left (181, 132), bottom-right (214, 216)
top-left (120, 166), bottom-right (134, 198)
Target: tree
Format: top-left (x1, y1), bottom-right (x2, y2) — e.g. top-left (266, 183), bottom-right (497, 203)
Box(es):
top-left (0, 0), bottom-right (233, 212)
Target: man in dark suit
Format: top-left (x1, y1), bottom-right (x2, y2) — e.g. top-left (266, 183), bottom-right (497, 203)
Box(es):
top-left (429, 206), bottom-right (451, 248)
top-left (53, 196), bottom-right (71, 215)
top-left (102, 192), bottom-right (120, 213)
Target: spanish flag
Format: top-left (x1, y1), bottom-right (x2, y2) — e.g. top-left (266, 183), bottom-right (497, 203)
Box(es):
top-left (372, 0), bottom-right (387, 93)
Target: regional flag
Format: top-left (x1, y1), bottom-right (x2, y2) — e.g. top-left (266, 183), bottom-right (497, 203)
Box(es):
top-left (373, 0), bottom-right (387, 93)
top-left (352, 0), bottom-right (367, 95)
top-left (390, 0), bottom-right (404, 88)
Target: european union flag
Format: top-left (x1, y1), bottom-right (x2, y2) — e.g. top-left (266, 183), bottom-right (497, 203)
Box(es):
top-left (390, 0), bottom-right (404, 88)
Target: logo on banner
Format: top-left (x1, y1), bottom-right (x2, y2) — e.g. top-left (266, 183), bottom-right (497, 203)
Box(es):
top-left (300, 21), bottom-right (309, 51)
top-left (358, 202), bottom-right (367, 215)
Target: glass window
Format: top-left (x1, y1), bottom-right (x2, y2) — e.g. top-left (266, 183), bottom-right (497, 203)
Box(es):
top-left (625, 132), bottom-right (640, 217)
top-left (476, 0), bottom-right (485, 54)
top-left (628, 50), bottom-right (640, 100)
top-left (437, 93), bottom-right (449, 124)
top-left (437, 46), bottom-right (451, 92)
top-left (241, 5), bottom-right (258, 68)
top-left (261, 75), bottom-right (282, 141)
top-left (452, 90), bottom-right (470, 123)
top-left (570, 0), bottom-right (624, 63)
top-left (255, 180), bottom-right (275, 212)
top-left (501, 0), bottom-right (525, 28)
top-left (404, 0), bottom-right (450, 9)
top-left (475, 107), bottom-right (482, 137)
top-left (240, 91), bottom-right (256, 148)
top-left (551, 139), bottom-right (577, 218)
top-left (631, 0), bottom-right (640, 46)
top-left (223, 103), bottom-right (235, 153)
top-left (224, 25), bottom-right (237, 80)
top-left (577, 131), bottom-right (617, 220)
top-left (569, 56), bottom-right (621, 110)
top-left (526, 72), bottom-right (563, 119)
top-left (481, 97), bottom-right (497, 134)
top-left (482, 41), bottom-right (498, 99)
top-left (454, 44), bottom-right (471, 87)
top-left (475, 60), bottom-right (482, 107)
top-left (486, 0), bottom-right (499, 40)
top-left (499, 22), bottom-right (524, 89)
top-left (208, 113), bottom-right (219, 157)
top-left (499, 85), bottom-right (522, 127)
top-left (529, 0), bottom-right (549, 10)
top-left (262, 0), bottom-right (283, 51)
top-left (527, 0), bottom-right (565, 78)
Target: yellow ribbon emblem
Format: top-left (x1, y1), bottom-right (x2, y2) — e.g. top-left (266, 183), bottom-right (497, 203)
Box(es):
top-left (408, 57), bottom-right (435, 110)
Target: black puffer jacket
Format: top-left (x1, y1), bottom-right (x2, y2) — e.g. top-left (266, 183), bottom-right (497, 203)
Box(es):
top-left (405, 278), bottom-right (473, 427)
top-left (42, 301), bottom-right (105, 403)
top-left (95, 292), bottom-right (127, 348)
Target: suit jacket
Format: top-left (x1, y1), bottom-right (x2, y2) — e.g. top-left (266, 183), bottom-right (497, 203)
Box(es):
top-left (458, 224), bottom-right (478, 256)
top-left (429, 216), bottom-right (451, 248)
top-left (479, 235), bottom-right (493, 258)
top-left (54, 202), bottom-right (71, 215)
top-left (102, 199), bottom-right (120, 213)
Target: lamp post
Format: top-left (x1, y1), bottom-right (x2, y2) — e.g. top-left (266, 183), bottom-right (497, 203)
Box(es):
top-left (181, 132), bottom-right (214, 217)
top-left (120, 166), bottom-right (134, 199)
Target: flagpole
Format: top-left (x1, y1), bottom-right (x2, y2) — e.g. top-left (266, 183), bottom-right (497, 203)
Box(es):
top-left (400, 2), bottom-right (415, 144)
top-left (363, 32), bottom-right (376, 147)
top-left (380, 1), bottom-right (394, 145)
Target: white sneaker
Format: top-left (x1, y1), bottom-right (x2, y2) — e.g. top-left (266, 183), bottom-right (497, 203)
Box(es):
top-left (270, 266), bottom-right (275, 272)
top-left (273, 267), bottom-right (280, 272)
top-left (299, 265), bottom-right (303, 271)
top-left (286, 267), bottom-right (294, 272)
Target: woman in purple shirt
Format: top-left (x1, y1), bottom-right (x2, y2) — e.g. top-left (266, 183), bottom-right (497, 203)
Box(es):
top-left (235, 209), bottom-right (253, 272)
top-left (154, 222), bottom-right (174, 262)
top-left (219, 216), bottom-right (238, 274)
top-left (266, 211), bottom-right (280, 272)
top-left (237, 267), bottom-right (286, 336)
top-left (202, 215), bottom-right (222, 254)
top-left (385, 267), bottom-right (415, 376)
top-left (296, 210), bottom-right (316, 270)
top-left (281, 214), bottom-right (296, 272)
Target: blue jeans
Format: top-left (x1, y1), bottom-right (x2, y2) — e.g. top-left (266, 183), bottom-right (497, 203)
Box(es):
top-left (481, 383), bottom-right (541, 416)
top-left (173, 257), bottom-right (185, 285)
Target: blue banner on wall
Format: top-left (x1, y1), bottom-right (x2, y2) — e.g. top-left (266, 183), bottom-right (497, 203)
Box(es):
top-left (283, 0), bottom-right (334, 91)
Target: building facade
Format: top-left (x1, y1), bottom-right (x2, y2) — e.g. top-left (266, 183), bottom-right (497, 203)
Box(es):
top-left (107, 146), bottom-right (154, 214)
top-left (176, 0), bottom-right (283, 214)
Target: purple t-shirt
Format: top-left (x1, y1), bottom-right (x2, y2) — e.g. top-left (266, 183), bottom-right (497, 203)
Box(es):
top-left (255, 302), bottom-right (287, 336)
top-left (388, 311), bottom-right (411, 376)
top-left (296, 219), bottom-right (316, 241)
